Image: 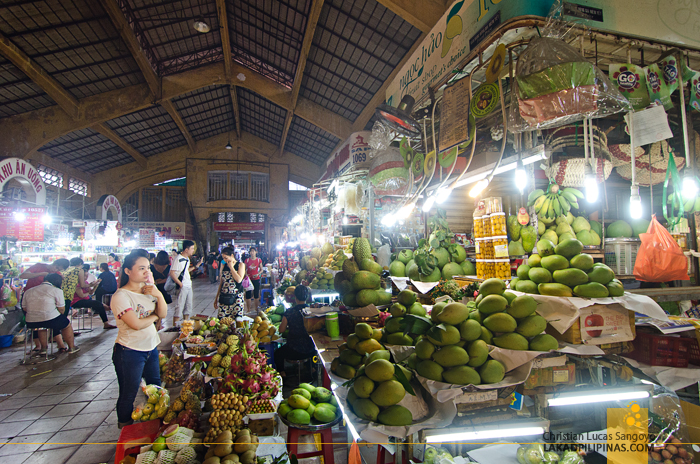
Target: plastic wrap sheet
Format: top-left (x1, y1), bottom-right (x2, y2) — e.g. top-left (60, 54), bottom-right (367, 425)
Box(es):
top-left (623, 358), bottom-right (700, 391)
top-left (369, 147), bottom-right (409, 196)
top-left (508, 2), bottom-right (631, 133)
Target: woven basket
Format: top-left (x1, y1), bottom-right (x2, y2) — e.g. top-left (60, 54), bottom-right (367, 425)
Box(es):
top-left (613, 141), bottom-right (685, 186)
top-left (545, 124), bottom-right (609, 156)
top-left (545, 157), bottom-right (612, 187)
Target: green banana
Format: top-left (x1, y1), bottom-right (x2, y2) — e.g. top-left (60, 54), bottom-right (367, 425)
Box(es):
top-left (552, 194), bottom-right (562, 215)
top-left (569, 199), bottom-right (579, 210)
top-left (528, 189), bottom-right (544, 203)
top-left (534, 195), bottom-right (547, 213)
top-left (541, 197), bottom-right (551, 216)
top-left (547, 201), bottom-right (555, 219)
top-left (558, 195), bottom-right (571, 213)
top-left (561, 191), bottom-right (578, 203)
top-left (564, 187), bottom-right (584, 199)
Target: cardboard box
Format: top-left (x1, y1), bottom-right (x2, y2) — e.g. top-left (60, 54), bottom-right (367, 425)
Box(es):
top-left (545, 305), bottom-right (636, 345)
top-left (248, 418), bottom-right (275, 436)
top-left (524, 363), bottom-right (576, 389)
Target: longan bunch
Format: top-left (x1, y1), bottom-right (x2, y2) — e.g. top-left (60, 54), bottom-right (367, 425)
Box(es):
top-left (211, 392), bottom-right (249, 410)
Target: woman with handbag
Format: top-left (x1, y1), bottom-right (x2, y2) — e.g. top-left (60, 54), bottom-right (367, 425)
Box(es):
top-left (214, 247), bottom-right (246, 319)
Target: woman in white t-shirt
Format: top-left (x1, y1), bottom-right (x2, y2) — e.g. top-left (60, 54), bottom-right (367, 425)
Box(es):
top-left (111, 253), bottom-right (168, 429)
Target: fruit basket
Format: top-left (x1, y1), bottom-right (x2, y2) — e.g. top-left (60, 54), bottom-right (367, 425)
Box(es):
top-left (279, 409), bottom-right (343, 432)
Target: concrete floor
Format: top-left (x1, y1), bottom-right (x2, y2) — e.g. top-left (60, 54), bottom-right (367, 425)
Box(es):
top-left (0, 276), bottom-right (366, 464)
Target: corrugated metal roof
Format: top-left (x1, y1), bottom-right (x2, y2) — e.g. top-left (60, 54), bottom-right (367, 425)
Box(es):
top-left (38, 127), bottom-right (134, 173)
top-left (105, 105), bottom-right (188, 157)
top-left (285, 116), bottom-right (340, 165)
top-left (238, 88), bottom-right (287, 147)
top-left (172, 84), bottom-right (235, 141)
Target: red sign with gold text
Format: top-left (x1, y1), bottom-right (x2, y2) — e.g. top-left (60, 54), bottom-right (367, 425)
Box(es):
top-left (0, 207), bottom-right (45, 241)
top-left (213, 222), bottom-right (265, 232)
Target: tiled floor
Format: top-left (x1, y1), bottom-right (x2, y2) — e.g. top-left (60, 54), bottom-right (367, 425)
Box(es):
top-left (0, 277), bottom-right (360, 464)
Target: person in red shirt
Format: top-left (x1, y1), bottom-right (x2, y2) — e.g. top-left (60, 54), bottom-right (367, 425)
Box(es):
top-left (20, 259), bottom-right (70, 292)
top-left (244, 247), bottom-right (263, 312)
top-left (108, 253), bottom-right (121, 278)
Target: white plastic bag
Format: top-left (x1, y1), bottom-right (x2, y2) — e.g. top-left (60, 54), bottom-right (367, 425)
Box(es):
top-left (377, 244), bottom-right (391, 268)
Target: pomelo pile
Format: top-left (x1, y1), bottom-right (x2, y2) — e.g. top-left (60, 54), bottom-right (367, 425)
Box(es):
top-left (388, 245), bottom-right (473, 281)
top-left (334, 238), bottom-right (392, 307)
top-left (536, 212), bottom-right (602, 247)
top-left (406, 278), bottom-right (559, 385)
top-left (513, 237), bottom-right (624, 298)
top-left (278, 383), bottom-right (340, 426)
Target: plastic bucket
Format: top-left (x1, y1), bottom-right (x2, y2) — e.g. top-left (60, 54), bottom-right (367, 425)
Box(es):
top-left (0, 335), bottom-right (13, 348)
top-left (325, 313), bottom-right (340, 339)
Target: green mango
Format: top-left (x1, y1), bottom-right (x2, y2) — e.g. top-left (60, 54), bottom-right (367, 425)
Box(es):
top-left (537, 283), bottom-right (573, 297)
top-left (573, 282), bottom-right (609, 298)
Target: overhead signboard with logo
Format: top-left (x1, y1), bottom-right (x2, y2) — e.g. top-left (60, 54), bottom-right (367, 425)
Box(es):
top-left (133, 222), bottom-right (194, 240)
top-left (0, 158), bottom-right (47, 206)
top-left (97, 194), bottom-right (123, 223)
top-left (213, 222), bottom-right (265, 233)
top-left (386, 0), bottom-right (700, 107)
top-left (320, 131), bottom-right (372, 181)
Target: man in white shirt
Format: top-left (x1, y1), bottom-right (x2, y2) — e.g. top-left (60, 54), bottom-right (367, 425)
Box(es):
top-left (23, 274), bottom-right (78, 354)
top-left (169, 240), bottom-right (202, 325)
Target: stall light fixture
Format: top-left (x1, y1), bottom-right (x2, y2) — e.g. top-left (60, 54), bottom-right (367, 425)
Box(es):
top-left (630, 184), bottom-right (642, 220)
top-left (683, 174), bottom-right (698, 200)
top-left (41, 214), bottom-right (52, 224)
top-left (547, 387), bottom-right (650, 406)
top-left (342, 216), bottom-right (348, 225)
top-left (468, 178), bottom-right (489, 198)
top-left (435, 187), bottom-right (453, 204)
top-left (397, 202), bottom-right (416, 217)
top-left (382, 213), bottom-right (397, 227)
top-left (225, 142), bottom-right (232, 150)
top-left (425, 421), bottom-right (549, 443)
top-left (13, 211), bottom-right (25, 221)
top-left (514, 158), bottom-right (527, 194)
top-left (584, 165), bottom-right (598, 203)
top-left (422, 195), bottom-right (437, 213)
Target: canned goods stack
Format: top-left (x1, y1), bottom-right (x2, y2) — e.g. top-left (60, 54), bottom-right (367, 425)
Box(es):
top-left (473, 197), bottom-right (509, 280)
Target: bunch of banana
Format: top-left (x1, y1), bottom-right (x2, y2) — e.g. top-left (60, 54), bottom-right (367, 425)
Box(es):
top-left (527, 184), bottom-right (584, 222)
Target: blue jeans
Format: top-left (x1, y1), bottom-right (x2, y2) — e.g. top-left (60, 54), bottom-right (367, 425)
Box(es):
top-left (112, 344), bottom-right (161, 424)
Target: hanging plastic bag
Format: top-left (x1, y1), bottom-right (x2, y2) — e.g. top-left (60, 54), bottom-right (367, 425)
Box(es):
top-left (633, 215), bottom-right (689, 282)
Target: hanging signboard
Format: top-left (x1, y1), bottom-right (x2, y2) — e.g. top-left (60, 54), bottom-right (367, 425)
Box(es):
top-left (320, 131), bottom-right (372, 181)
top-left (0, 207), bottom-right (45, 241)
top-left (213, 222), bottom-right (265, 233)
top-left (0, 158), bottom-right (47, 206)
top-left (139, 229), bottom-right (156, 248)
top-left (96, 194), bottom-right (123, 223)
top-left (385, 0), bottom-right (700, 107)
top-left (438, 76), bottom-right (472, 152)
top-left (132, 222), bottom-right (194, 240)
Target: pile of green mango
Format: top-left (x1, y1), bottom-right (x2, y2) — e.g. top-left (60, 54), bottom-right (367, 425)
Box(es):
top-left (512, 237), bottom-right (624, 298)
top-left (402, 278), bottom-right (559, 386)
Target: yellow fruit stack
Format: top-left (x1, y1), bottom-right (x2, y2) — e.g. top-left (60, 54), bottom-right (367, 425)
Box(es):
top-left (250, 316), bottom-right (279, 344)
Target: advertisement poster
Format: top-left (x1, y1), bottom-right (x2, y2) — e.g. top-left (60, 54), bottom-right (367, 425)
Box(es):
top-left (139, 229), bottom-right (156, 248)
top-left (0, 207), bottom-right (45, 241)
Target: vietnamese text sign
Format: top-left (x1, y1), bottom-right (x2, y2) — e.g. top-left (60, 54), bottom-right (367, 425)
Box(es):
top-left (139, 229), bottom-right (156, 248)
top-left (0, 207), bottom-right (45, 241)
top-left (213, 222), bottom-right (265, 232)
top-left (97, 194), bottom-right (122, 223)
top-left (0, 158), bottom-right (46, 205)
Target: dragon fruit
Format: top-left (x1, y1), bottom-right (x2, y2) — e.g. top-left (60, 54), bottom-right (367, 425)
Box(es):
top-left (244, 362), bottom-right (261, 375)
top-left (244, 339), bottom-right (256, 354)
top-left (260, 370), bottom-right (273, 383)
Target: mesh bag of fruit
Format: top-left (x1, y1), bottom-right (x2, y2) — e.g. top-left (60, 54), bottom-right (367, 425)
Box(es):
top-left (646, 385), bottom-right (695, 464)
top-left (162, 344), bottom-right (190, 387)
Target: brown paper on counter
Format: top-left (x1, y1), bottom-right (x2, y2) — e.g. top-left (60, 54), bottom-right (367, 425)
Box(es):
top-left (486, 346), bottom-right (547, 372)
top-left (385, 344), bottom-right (415, 363)
top-left (347, 304), bottom-right (379, 317)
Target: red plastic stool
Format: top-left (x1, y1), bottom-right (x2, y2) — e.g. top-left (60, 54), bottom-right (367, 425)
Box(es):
top-left (287, 426), bottom-right (335, 464)
top-left (377, 445), bottom-right (410, 464)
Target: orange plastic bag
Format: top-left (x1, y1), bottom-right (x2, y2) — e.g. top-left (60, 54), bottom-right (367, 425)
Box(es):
top-left (633, 214), bottom-right (689, 282)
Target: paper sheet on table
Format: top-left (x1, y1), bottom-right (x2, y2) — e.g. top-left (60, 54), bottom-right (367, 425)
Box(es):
top-left (487, 346), bottom-right (545, 372)
top-left (411, 280), bottom-right (440, 294)
top-left (257, 436), bottom-right (290, 464)
top-left (347, 304), bottom-right (379, 317)
top-left (557, 343), bottom-right (605, 355)
top-left (391, 277), bottom-right (410, 291)
top-left (335, 381), bottom-right (457, 442)
top-left (510, 291), bottom-right (668, 334)
top-left (624, 357), bottom-right (700, 390)
top-left (385, 344), bottom-right (415, 363)
top-left (467, 443), bottom-right (523, 464)
top-left (415, 361), bottom-right (534, 403)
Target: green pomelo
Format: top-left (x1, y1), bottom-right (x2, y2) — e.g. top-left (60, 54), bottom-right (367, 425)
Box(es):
top-left (529, 334), bottom-right (559, 351)
top-left (420, 267), bottom-right (442, 282)
top-left (432, 345), bottom-right (469, 367)
top-left (430, 248), bottom-right (451, 269)
top-left (389, 260), bottom-right (406, 277)
top-left (467, 339), bottom-right (489, 367)
top-left (506, 295), bottom-right (538, 319)
top-left (573, 282), bottom-right (609, 298)
top-left (542, 230), bottom-right (559, 245)
top-left (528, 267), bottom-right (552, 284)
top-left (556, 222), bottom-right (574, 236)
top-left (515, 315), bottom-right (547, 337)
top-left (552, 268), bottom-right (588, 287)
top-left (607, 220), bottom-right (633, 238)
top-left (479, 360), bottom-right (506, 384)
top-left (416, 360), bottom-right (444, 382)
top-left (459, 319), bottom-right (482, 341)
top-left (460, 260), bottom-right (476, 275)
top-left (572, 216), bottom-right (591, 233)
top-left (493, 332), bottom-right (529, 351)
top-left (537, 283), bottom-right (573, 297)
top-left (483, 313), bottom-right (517, 333)
top-left (397, 249), bottom-right (414, 264)
top-left (442, 366), bottom-right (481, 385)
top-left (442, 262), bottom-right (464, 280)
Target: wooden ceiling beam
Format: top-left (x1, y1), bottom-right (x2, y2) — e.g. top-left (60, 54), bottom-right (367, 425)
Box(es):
top-left (216, 0), bottom-right (241, 139)
top-left (0, 32), bottom-right (80, 119)
top-left (161, 100), bottom-right (196, 152)
top-left (92, 123), bottom-right (149, 169)
top-left (279, 0), bottom-right (325, 155)
top-left (375, 0), bottom-right (447, 33)
top-left (230, 86), bottom-right (242, 139)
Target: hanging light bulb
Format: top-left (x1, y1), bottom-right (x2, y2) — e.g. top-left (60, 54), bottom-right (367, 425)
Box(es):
top-left (514, 159), bottom-right (527, 193)
top-left (584, 165), bottom-right (598, 203)
top-left (629, 184), bottom-right (642, 219)
top-left (683, 174), bottom-right (698, 200)
top-left (435, 187), bottom-right (453, 204)
top-left (398, 202), bottom-right (416, 217)
top-left (13, 211), bottom-right (25, 221)
top-left (42, 214), bottom-right (52, 224)
top-left (342, 216), bottom-right (349, 225)
top-left (382, 213), bottom-right (396, 227)
top-left (469, 178), bottom-right (489, 198)
top-left (422, 195), bottom-right (437, 213)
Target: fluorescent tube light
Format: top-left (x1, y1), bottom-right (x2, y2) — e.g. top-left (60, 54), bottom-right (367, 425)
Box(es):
top-left (450, 145), bottom-right (548, 191)
top-left (425, 421), bottom-right (549, 443)
top-left (548, 388), bottom-right (650, 406)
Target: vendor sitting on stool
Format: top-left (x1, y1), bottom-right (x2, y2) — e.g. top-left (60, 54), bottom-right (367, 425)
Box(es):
top-left (274, 285), bottom-right (315, 378)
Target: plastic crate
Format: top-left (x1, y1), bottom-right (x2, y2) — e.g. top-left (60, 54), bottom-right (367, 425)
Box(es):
top-left (114, 419), bottom-right (162, 464)
top-left (604, 238), bottom-right (640, 276)
top-left (628, 332), bottom-right (692, 367)
top-left (689, 338), bottom-right (700, 366)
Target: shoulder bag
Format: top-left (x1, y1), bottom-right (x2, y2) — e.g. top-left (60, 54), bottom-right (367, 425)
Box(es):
top-left (164, 258), bottom-right (187, 293)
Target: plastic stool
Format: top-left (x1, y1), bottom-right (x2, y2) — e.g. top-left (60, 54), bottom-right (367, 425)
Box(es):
top-left (287, 425), bottom-right (334, 464)
top-left (260, 287), bottom-right (272, 304)
top-left (21, 327), bottom-right (55, 365)
top-left (287, 356), bottom-right (314, 386)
